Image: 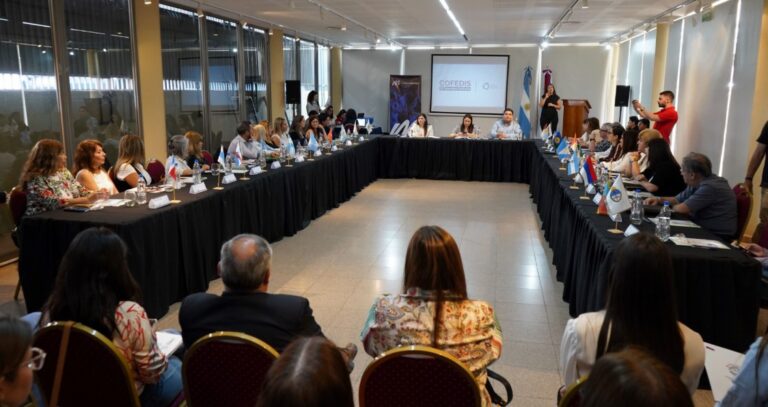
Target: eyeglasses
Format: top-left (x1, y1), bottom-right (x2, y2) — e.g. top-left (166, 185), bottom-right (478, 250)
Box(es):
top-left (26, 347), bottom-right (46, 371)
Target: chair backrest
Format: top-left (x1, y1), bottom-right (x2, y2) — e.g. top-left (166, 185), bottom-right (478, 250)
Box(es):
top-left (558, 376), bottom-right (587, 407)
top-left (398, 120), bottom-right (411, 136)
top-left (201, 150), bottom-right (214, 166)
top-left (9, 186), bottom-right (26, 226)
top-left (732, 183), bottom-right (752, 243)
top-left (183, 331), bottom-right (279, 407)
top-left (390, 122), bottom-right (400, 134)
top-left (34, 321), bottom-right (140, 407)
top-left (359, 345), bottom-right (481, 407)
top-left (146, 160), bottom-right (165, 185)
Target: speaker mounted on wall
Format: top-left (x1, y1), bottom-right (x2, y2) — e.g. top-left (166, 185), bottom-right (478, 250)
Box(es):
top-left (614, 85), bottom-right (630, 107)
top-left (285, 80), bottom-right (301, 104)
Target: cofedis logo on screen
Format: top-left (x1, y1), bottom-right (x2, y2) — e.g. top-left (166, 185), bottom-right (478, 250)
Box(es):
top-left (439, 80), bottom-right (472, 91)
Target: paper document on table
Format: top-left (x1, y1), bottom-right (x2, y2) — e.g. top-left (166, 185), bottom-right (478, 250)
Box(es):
top-left (156, 331), bottom-right (183, 357)
top-left (100, 199), bottom-right (129, 207)
top-left (669, 236), bottom-right (730, 249)
top-left (648, 217), bottom-right (701, 228)
top-left (704, 342), bottom-right (745, 402)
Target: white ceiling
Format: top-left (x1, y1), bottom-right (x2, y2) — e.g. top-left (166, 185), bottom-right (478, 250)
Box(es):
top-left (190, 0), bottom-right (689, 46)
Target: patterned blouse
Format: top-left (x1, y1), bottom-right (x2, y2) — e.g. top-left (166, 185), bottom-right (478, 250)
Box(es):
top-left (361, 288), bottom-right (503, 406)
top-left (113, 301), bottom-right (168, 394)
top-left (24, 169), bottom-right (88, 216)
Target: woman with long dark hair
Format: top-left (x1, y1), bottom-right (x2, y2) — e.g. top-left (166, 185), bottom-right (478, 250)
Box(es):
top-left (598, 124), bottom-right (625, 163)
top-left (306, 90), bottom-right (321, 115)
top-left (631, 138), bottom-right (686, 196)
top-left (451, 114), bottom-right (480, 138)
top-left (40, 227), bottom-right (182, 406)
top-left (539, 83), bottom-right (562, 132)
top-left (408, 113), bottom-right (433, 138)
top-left (603, 129), bottom-right (639, 176)
top-left (559, 232), bottom-right (705, 394)
top-left (361, 226), bottom-right (502, 406)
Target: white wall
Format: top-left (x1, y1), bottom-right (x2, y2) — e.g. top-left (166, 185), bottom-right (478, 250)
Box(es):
top-left (342, 46), bottom-right (610, 138)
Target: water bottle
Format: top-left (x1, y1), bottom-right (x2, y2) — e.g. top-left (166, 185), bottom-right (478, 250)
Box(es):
top-left (136, 176), bottom-right (147, 205)
top-left (192, 160), bottom-right (201, 184)
top-left (259, 149), bottom-right (267, 169)
top-left (630, 189), bottom-right (643, 225)
top-left (225, 155), bottom-right (233, 173)
top-left (656, 201), bottom-right (672, 242)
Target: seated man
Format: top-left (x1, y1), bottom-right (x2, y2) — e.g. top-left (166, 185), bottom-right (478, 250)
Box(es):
top-left (179, 234), bottom-right (354, 359)
top-left (645, 152), bottom-right (737, 240)
top-left (227, 121), bottom-right (260, 160)
top-left (488, 108), bottom-right (522, 140)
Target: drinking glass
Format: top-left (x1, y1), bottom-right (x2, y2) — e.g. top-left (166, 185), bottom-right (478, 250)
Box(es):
top-left (124, 190), bottom-right (137, 207)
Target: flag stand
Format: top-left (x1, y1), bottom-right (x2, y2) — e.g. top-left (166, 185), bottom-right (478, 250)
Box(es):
top-left (213, 171), bottom-right (223, 190)
top-left (170, 184), bottom-right (181, 204)
top-left (239, 174), bottom-right (250, 181)
top-left (579, 187), bottom-right (590, 200)
top-left (607, 220), bottom-right (622, 234)
top-left (569, 178), bottom-right (579, 190)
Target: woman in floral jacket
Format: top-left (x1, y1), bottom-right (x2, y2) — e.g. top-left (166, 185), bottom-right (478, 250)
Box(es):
top-left (20, 139), bottom-right (97, 216)
top-left (361, 226), bottom-right (503, 406)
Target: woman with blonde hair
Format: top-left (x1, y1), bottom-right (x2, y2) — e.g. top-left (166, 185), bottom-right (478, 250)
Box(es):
top-left (361, 226), bottom-right (502, 406)
top-left (111, 134), bottom-right (154, 191)
top-left (20, 139), bottom-right (98, 216)
top-left (184, 131), bottom-right (210, 170)
top-left (73, 139), bottom-right (117, 195)
top-left (271, 117), bottom-right (290, 147)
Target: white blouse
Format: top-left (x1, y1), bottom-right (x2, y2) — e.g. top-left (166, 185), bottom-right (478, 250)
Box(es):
top-left (76, 169), bottom-right (117, 194)
top-left (602, 153), bottom-right (633, 176)
top-left (409, 124), bottom-right (434, 138)
top-left (165, 155), bottom-right (191, 178)
top-left (117, 163), bottom-right (153, 185)
top-left (559, 310), bottom-right (705, 395)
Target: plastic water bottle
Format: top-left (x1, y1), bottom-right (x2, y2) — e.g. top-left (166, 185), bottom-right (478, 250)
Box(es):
top-left (225, 155), bottom-right (233, 173)
top-left (192, 160), bottom-right (201, 184)
top-left (136, 176), bottom-right (147, 205)
top-left (656, 201), bottom-right (672, 242)
top-left (630, 189), bottom-right (643, 225)
top-left (259, 149), bottom-right (267, 169)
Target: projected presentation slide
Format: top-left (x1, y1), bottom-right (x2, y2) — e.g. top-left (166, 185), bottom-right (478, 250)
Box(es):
top-left (430, 54), bottom-right (509, 115)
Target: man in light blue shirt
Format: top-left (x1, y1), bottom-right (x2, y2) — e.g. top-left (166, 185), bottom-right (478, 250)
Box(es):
top-left (488, 108), bottom-right (522, 140)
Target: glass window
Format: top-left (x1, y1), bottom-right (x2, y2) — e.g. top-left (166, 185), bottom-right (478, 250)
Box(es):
top-left (299, 39), bottom-right (315, 116)
top-left (159, 3), bottom-right (204, 144)
top-left (0, 0), bottom-right (60, 259)
top-left (243, 25), bottom-right (268, 124)
top-left (318, 44), bottom-right (330, 113)
top-left (205, 14), bottom-right (239, 150)
top-left (64, 0), bottom-right (137, 166)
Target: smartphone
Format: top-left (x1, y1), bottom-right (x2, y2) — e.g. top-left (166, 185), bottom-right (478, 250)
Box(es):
top-left (63, 206), bottom-right (90, 212)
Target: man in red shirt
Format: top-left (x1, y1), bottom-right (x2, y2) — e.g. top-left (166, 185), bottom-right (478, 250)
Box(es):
top-left (632, 90), bottom-right (678, 143)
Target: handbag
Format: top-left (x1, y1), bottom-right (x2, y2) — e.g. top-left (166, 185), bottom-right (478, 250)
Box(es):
top-left (485, 368), bottom-right (513, 406)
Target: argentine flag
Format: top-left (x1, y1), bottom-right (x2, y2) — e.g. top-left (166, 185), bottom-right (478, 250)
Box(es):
top-left (217, 146), bottom-right (226, 167)
top-left (307, 133), bottom-right (319, 152)
top-left (518, 66), bottom-right (533, 139)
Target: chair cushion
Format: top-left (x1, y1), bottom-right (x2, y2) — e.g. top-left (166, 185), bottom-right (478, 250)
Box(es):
top-left (146, 160), bottom-right (165, 185)
top-left (733, 184), bottom-right (751, 240)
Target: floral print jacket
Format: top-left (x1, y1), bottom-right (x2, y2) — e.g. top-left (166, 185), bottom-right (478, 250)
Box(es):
top-left (361, 288), bottom-right (503, 406)
top-left (24, 170), bottom-right (88, 216)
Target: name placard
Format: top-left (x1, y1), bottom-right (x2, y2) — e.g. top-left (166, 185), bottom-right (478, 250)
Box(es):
top-left (250, 166), bottom-right (263, 175)
top-left (222, 174), bottom-right (237, 184)
top-left (296, 156), bottom-right (305, 163)
top-left (593, 193), bottom-right (602, 205)
top-left (346, 140), bottom-right (352, 147)
top-left (624, 224), bottom-right (640, 237)
top-left (189, 183), bottom-right (207, 195)
top-left (270, 161), bottom-right (281, 169)
top-left (148, 195), bottom-right (171, 209)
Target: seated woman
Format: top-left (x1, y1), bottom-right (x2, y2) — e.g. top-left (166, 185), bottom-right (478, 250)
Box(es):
top-left (408, 113), bottom-right (434, 138)
top-left (0, 317), bottom-right (43, 407)
top-left (602, 129), bottom-right (638, 176)
top-left (559, 232), bottom-right (705, 395)
top-left (579, 347), bottom-right (693, 407)
top-left (272, 117), bottom-right (291, 148)
top-left (450, 114), bottom-right (481, 138)
top-left (630, 138), bottom-right (686, 196)
top-left (631, 129), bottom-right (662, 173)
top-left (590, 123), bottom-right (614, 154)
top-left (20, 139), bottom-right (98, 216)
top-left (304, 116), bottom-right (325, 147)
top-left (165, 135), bottom-right (192, 179)
top-left (597, 124), bottom-right (624, 163)
top-left (73, 139), bottom-right (118, 195)
top-left (257, 337), bottom-right (353, 407)
top-left (361, 226), bottom-right (502, 406)
top-left (579, 117), bottom-right (600, 147)
top-left (112, 134), bottom-right (155, 191)
top-left (719, 331), bottom-right (768, 405)
top-left (254, 123), bottom-right (278, 150)
top-left (40, 227), bottom-right (182, 407)
top-left (184, 131), bottom-right (210, 170)
top-left (290, 115), bottom-right (306, 147)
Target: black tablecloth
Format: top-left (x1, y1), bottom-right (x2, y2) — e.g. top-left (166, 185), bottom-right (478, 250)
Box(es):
top-left (19, 136), bottom-right (760, 350)
top-left (20, 139), bottom-right (379, 317)
top-left (529, 143), bottom-right (761, 351)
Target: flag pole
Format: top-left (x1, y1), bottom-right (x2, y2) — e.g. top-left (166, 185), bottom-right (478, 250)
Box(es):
top-left (170, 183), bottom-right (180, 204)
top-left (214, 169), bottom-right (223, 190)
top-left (580, 185), bottom-right (590, 200)
top-left (608, 220), bottom-right (622, 234)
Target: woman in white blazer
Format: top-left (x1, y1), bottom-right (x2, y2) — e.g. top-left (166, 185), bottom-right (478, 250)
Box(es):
top-left (409, 113), bottom-right (434, 138)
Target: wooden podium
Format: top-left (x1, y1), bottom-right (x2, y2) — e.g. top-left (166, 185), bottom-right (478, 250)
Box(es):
top-left (562, 99), bottom-right (591, 139)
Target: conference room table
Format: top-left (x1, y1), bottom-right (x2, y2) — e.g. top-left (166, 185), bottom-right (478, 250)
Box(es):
top-left (19, 136), bottom-right (761, 351)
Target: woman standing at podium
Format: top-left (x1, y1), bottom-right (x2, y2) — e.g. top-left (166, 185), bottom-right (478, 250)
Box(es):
top-left (539, 84), bottom-right (562, 133)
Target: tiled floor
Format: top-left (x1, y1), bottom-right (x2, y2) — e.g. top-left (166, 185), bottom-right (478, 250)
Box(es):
top-left (1, 179), bottom-right (748, 406)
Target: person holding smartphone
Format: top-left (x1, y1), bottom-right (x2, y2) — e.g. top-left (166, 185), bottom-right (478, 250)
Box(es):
top-left (632, 90), bottom-right (678, 144)
top-left (539, 84), bottom-right (562, 132)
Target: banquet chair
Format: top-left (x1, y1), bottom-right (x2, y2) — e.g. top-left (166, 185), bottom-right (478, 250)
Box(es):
top-left (9, 186), bottom-right (26, 300)
top-left (390, 122), bottom-right (400, 134)
top-left (359, 345), bottom-right (481, 407)
top-left (201, 150), bottom-right (214, 166)
top-left (732, 183), bottom-right (752, 245)
top-left (183, 331), bottom-right (279, 407)
top-left (558, 376), bottom-right (586, 407)
top-left (34, 321), bottom-right (141, 407)
top-left (146, 160), bottom-right (165, 185)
